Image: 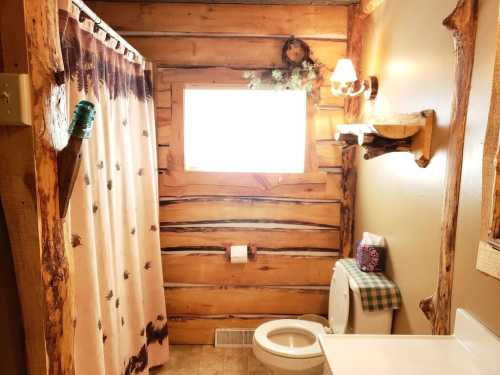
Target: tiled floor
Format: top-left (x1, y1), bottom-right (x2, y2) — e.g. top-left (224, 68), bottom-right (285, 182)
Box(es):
top-left (151, 345), bottom-right (269, 375)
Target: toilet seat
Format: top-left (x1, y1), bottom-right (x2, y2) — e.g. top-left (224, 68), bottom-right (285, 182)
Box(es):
top-left (253, 319), bottom-right (324, 359)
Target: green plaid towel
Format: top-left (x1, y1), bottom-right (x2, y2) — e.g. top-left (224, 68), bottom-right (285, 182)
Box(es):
top-left (338, 258), bottom-right (402, 312)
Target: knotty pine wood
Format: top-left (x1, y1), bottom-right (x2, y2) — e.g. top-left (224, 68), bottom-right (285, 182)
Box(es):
top-left (156, 107), bottom-right (172, 124)
top-left (157, 146), bottom-right (170, 170)
top-left (155, 68), bottom-right (344, 108)
top-left (340, 145), bottom-right (357, 257)
top-left (157, 125), bottom-right (171, 146)
top-left (168, 315), bottom-right (290, 345)
top-left (128, 36), bottom-right (346, 69)
top-left (0, 1), bottom-right (29, 73)
top-left (315, 110), bottom-right (345, 140)
top-left (0, 129), bottom-right (48, 375)
top-left (492, 145), bottom-right (500, 237)
top-left (0, 0), bottom-right (75, 374)
top-left (27, 2), bottom-right (75, 372)
top-left (316, 142), bottom-right (344, 168)
top-left (420, 0), bottom-right (478, 335)
top-left (0, 2), bottom-right (48, 374)
top-left (163, 253), bottom-right (337, 285)
top-left (156, 88), bottom-right (172, 108)
top-left (85, 2), bottom-right (348, 38)
top-left (169, 83), bottom-right (184, 170)
top-left (306, 97), bottom-right (320, 172)
top-left (157, 67), bottom-right (249, 85)
top-left (160, 227), bottom-right (340, 251)
top-left (319, 86), bottom-right (345, 108)
top-left (344, 4), bottom-right (364, 123)
top-left (338, 3), bottom-right (363, 258)
top-left (158, 171), bottom-right (343, 199)
top-left (483, 11), bottom-right (500, 242)
top-left (165, 285), bottom-right (329, 315)
top-left (134, 4), bottom-right (351, 343)
top-left (156, 108), bottom-right (172, 146)
top-left (159, 197), bottom-right (341, 228)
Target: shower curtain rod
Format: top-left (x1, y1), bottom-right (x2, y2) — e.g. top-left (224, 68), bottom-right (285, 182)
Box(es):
top-left (71, 0), bottom-right (143, 62)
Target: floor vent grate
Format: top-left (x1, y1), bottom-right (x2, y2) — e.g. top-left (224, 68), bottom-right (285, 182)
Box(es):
top-left (215, 328), bottom-right (255, 348)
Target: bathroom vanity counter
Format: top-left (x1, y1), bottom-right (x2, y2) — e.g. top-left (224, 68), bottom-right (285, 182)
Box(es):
top-left (318, 309), bottom-right (500, 375)
top-left (319, 335), bottom-right (485, 375)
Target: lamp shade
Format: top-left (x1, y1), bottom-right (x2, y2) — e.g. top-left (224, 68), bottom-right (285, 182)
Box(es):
top-left (331, 58), bottom-right (358, 83)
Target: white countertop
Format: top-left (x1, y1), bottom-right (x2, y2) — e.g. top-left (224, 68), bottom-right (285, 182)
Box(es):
top-left (319, 334), bottom-right (495, 375)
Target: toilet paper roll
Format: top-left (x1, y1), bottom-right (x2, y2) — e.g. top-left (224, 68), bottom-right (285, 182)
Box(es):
top-left (230, 245), bottom-right (248, 264)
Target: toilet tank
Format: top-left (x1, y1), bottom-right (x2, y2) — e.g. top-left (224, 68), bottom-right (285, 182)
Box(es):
top-left (328, 261), bottom-right (394, 334)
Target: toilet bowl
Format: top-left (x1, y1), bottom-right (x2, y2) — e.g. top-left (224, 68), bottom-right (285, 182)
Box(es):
top-left (253, 319), bottom-right (325, 375)
top-left (252, 261), bottom-right (394, 375)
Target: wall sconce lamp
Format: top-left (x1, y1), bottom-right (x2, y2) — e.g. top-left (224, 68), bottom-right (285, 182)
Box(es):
top-left (330, 58), bottom-right (379, 100)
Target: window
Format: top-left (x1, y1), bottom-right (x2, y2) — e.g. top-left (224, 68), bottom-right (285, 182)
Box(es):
top-left (183, 87), bottom-right (307, 173)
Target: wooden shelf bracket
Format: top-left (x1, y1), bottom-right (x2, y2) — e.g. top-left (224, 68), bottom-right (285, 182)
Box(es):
top-left (335, 109), bottom-right (435, 167)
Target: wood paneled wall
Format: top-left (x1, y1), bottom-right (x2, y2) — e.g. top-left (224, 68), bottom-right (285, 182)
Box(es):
top-left (88, 1), bottom-right (351, 344)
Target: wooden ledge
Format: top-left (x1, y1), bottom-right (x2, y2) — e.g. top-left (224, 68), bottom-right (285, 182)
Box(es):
top-left (335, 110), bottom-right (435, 168)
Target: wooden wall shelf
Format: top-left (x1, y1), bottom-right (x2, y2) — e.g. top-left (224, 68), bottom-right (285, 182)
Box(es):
top-left (335, 109), bottom-right (435, 168)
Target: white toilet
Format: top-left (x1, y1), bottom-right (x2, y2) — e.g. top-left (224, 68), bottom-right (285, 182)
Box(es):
top-left (252, 261), bottom-right (394, 375)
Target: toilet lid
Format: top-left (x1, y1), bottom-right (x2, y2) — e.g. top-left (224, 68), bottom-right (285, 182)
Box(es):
top-left (330, 261), bottom-right (350, 334)
top-left (253, 319), bottom-right (324, 359)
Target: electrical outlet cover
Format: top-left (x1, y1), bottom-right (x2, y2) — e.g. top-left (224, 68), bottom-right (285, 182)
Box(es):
top-left (0, 73), bottom-right (32, 126)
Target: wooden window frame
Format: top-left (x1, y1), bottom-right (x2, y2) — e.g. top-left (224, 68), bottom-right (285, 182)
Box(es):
top-left (476, 1), bottom-right (500, 281)
top-left (155, 67), bottom-right (345, 201)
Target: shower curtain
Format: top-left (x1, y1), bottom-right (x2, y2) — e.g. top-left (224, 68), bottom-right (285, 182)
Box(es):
top-left (58, 2), bottom-right (169, 374)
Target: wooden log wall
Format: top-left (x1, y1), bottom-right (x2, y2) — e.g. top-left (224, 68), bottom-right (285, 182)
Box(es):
top-left (88, 1), bottom-right (351, 344)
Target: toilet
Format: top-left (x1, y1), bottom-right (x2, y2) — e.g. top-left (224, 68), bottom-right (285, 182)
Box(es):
top-left (252, 261), bottom-right (394, 375)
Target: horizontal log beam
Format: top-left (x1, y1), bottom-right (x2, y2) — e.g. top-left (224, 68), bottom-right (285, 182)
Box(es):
top-left (86, 2), bottom-right (348, 38)
top-left (165, 285), bottom-right (329, 315)
top-left (127, 36), bottom-right (345, 69)
top-left (159, 197), bottom-right (341, 227)
top-left (162, 253), bottom-right (337, 285)
top-left (158, 171), bottom-right (343, 200)
top-left (160, 226), bottom-right (340, 251)
top-left (168, 314), bottom-right (296, 344)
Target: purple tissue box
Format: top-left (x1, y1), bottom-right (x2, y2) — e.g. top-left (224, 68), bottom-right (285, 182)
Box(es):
top-left (356, 244), bottom-right (386, 272)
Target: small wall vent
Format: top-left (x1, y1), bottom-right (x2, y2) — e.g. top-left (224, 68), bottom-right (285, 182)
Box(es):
top-left (214, 328), bottom-right (255, 348)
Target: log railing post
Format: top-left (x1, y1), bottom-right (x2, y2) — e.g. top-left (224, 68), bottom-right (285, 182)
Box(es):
top-left (419, 0), bottom-right (478, 335)
top-left (0, 0), bottom-right (75, 373)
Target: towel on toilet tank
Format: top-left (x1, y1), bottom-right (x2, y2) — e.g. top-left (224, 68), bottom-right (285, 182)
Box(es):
top-left (338, 258), bottom-right (402, 311)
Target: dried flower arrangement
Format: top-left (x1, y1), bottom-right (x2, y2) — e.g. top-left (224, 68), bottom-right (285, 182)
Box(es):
top-left (243, 61), bottom-right (320, 93)
top-left (243, 38), bottom-right (323, 95)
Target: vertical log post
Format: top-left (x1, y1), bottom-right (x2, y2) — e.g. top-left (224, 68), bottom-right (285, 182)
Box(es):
top-left (340, 145), bottom-right (357, 257)
top-left (419, 0), bottom-right (478, 335)
top-left (340, 5), bottom-right (362, 257)
top-left (26, 0), bottom-right (75, 372)
top-left (340, 3), bottom-right (366, 257)
top-left (0, 0), bottom-right (75, 373)
top-left (340, 2), bottom-right (385, 257)
top-left (344, 4), bottom-right (365, 125)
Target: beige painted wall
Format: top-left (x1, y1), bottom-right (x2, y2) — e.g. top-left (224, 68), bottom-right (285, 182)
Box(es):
top-left (356, 0), bottom-right (500, 334)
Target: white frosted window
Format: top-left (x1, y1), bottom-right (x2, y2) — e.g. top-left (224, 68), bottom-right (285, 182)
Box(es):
top-left (184, 88), bottom-right (307, 173)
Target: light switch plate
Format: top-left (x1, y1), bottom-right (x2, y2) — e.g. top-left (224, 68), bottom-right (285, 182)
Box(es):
top-left (0, 73), bottom-right (32, 126)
